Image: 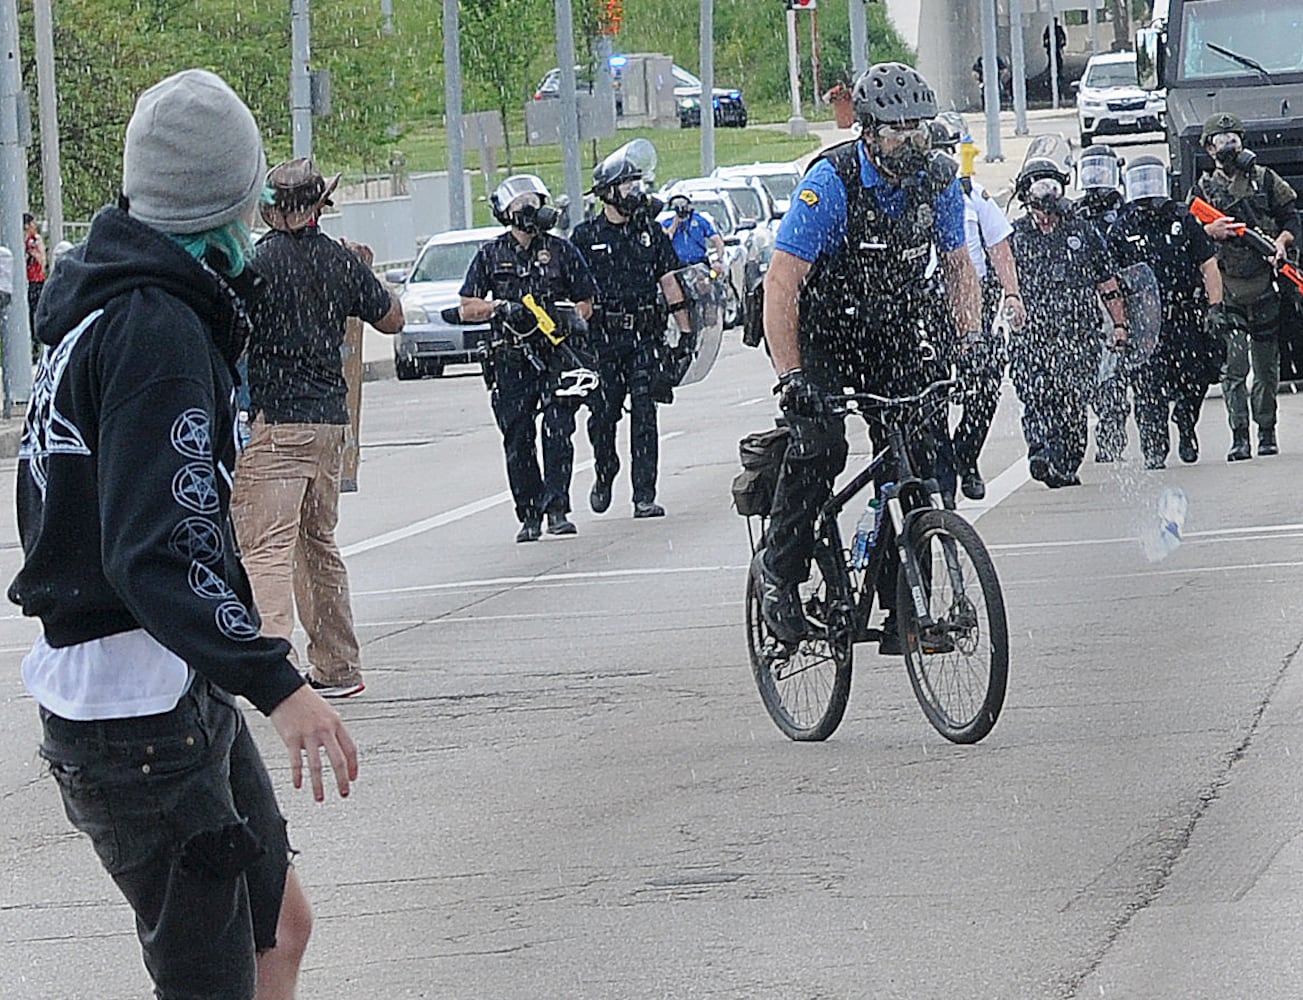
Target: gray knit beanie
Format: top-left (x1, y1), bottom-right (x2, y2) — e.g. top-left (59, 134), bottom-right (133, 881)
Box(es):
top-left (122, 69), bottom-right (265, 235)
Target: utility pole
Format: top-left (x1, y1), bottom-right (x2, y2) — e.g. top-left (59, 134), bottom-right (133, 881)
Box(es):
top-left (700, 0), bottom-right (715, 175)
top-left (442, 0), bottom-right (466, 228)
top-left (785, 5), bottom-right (806, 136)
top-left (0, 0), bottom-right (33, 409)
top-left (809, 5), bottom-right (822, 111)
top-left (290, 0), bottom-right (312, 158)
top-left (33, 0), bottom-right (62, 246)
top-left (554, 0), bottom-right (582, 227)
top-left (848, 0), bottom-right (867, 78)
top-left (381, 0), bottom-right (394, 35)
top-left (1048, 2), bottom-right (1061, 110)
top-left (1009, 0), bottom-right (1029, 135)
top-left (979, 0), bottom-right (1003, 161)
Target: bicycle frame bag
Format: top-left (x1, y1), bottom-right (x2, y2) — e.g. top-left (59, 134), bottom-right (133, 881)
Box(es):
top-left (732, 425), bottom-right (790, 516)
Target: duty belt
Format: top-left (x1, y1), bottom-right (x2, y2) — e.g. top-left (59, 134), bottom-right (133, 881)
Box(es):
top-left (604, 305), bottom-right (655, 330)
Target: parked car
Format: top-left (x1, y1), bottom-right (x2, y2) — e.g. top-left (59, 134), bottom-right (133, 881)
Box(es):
top-left (534, 59), bottom-right (747, 129)
top-left (712, 162), bottom-right (804, 218)
top-left (385, 226), bottom-right (499, 380)
top-left (1074, 50), bottom-right (1165, 147)
top-left (669, 65), bottom-right (748, 129)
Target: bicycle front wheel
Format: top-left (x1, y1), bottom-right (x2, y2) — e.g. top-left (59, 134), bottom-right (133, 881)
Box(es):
top-left (896, 509), bottom-right (1008, 744)
top-left (747, 537), bottom-right (854, 741)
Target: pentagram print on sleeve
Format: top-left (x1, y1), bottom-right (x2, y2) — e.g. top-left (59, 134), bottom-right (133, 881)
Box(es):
top-left (170, 408), bottom-right (212, 459)
top-left (172, 463), bottom-right (220, 514)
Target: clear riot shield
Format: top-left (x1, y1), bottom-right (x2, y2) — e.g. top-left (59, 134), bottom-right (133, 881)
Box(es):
top-left (1119, 261), bottom-right (1162, 360)
top-left (1021, 132), bottom-right (1075, 179)
top-left (662, 262), bottom-right (727, 387)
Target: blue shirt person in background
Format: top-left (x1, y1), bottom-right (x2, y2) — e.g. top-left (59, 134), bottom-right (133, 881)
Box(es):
top-left (661, 193), bottom-right (726, 265)
top-left (752, 61), bottom-right (983, 652)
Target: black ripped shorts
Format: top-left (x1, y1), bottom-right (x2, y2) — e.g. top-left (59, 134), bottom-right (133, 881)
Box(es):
top-left (39, 678), bottom-right (291, 1000)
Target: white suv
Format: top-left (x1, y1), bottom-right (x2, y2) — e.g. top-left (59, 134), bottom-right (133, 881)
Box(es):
top-left (1074, 51), bottom-right (1166, 147)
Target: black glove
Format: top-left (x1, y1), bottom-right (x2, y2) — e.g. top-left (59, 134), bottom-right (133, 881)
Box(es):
top-left (1203, 302), bottom-right (1230, 339)
top-left (773, 368), bottom-right (826, 419)
top-left (495, 300), bottom-right (533, 336)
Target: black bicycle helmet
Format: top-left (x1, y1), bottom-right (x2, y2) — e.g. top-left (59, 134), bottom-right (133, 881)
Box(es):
top-left (852, 62), bottom-right (938, 128)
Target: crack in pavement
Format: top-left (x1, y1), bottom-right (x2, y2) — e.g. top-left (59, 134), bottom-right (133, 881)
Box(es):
top-left (1059, 634), bottom-right (1303, 998)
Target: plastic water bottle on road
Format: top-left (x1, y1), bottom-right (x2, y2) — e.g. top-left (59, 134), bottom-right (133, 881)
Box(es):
top-left (1140, 486), bottom-right (1188, 563)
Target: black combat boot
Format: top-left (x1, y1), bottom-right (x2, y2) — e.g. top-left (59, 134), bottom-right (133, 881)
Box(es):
top-left (1258, 426), bottom-right (1279, 456)
top-left (1227, 428), bottom-right (1252, 462)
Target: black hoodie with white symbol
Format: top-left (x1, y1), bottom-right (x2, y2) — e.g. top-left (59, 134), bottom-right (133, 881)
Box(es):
top-left (7, 207), bottom-right (304, 716)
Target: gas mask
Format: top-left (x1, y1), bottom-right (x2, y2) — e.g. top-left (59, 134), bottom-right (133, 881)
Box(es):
top-left (670, 198), bottom-right (692, 220)
top-left (1210, 132), bottom-right (1256, 173)
top-left (870, 121), bottom-right (932, 179)
top-left (1026, 176), bottom-right (1069, 216)
top-left (604, 178), bottom-right (651, 217)
top-left (509, 201), bottom-right (560, 234)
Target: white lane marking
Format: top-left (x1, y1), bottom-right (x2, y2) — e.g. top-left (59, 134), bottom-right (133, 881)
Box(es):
top-left (341, 431), bottom-right (684, 557)
top-left (956, 457), bottom-right (1029, 524)
top-left (735, 396), bottom-right (772, 407)
top-left (354, 563), bottom-right (740, 598)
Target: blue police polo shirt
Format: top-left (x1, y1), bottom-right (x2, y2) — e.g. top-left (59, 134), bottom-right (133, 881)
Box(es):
top-left (662, 211), bottom-right (720, 265)
top-left (775, 143), bottom-right (967, 263)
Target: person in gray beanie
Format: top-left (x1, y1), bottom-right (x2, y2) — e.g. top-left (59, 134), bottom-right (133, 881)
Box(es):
top-left (9, 67), bottom-right (357, 1000)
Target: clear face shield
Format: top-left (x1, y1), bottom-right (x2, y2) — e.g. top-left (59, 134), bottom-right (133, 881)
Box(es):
top-left (1123, 162), bottom-right (1170, 204)
top-left (1078, 156), bottom-right (1120, 193)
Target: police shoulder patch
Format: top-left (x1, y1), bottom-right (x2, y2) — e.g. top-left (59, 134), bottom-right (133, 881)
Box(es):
top-left (798, 189), bottom-right (820, 207)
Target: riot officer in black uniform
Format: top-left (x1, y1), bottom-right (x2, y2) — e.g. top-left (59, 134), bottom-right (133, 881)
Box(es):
top-left (752, 62), bottom-right (983, 651)
top-left (458, 175), bottom-right (598, 543)
top-left (1191, 112), bottom-right (1301, 460)
top-left (1009, 157), bottom-right (1130, 487)
top-left (1074, 145), bottom-right (1130, 462)
top-left (1107, 156), bottom-right (1225, 467)
top-left (571, 145), bottom-right (693, 519)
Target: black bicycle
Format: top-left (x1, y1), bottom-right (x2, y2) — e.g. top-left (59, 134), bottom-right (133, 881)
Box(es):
top-left (743, 378), bottom-right (1009, 743)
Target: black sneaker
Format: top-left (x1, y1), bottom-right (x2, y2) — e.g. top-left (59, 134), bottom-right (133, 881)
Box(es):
top-left (633, 501), bottom-right (666, 519)
top-left (515, 516), bottom-right (542, 543)
top-left (306, 675), bottom-right (365, 698)
top-left (960, 467), bottom-right (986, 501)
top-left (589, 478), bottom-right (612, 514)
top-left (1178, 430), bottom-right (1199, 464)
top-left (1029, 455), bottom-right (1050, 483)
top-left (546, 512), bottom-right (577, 535)
top-left (752, 550), bottom-right (807, 645)
top-left (878, 615), bottom-right (903, 656)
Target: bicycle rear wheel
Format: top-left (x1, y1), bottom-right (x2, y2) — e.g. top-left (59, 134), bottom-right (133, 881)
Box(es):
top-left (747, 536), bottom-right (854, 741)
top-left (896, 509), bottom-right (1008, 744)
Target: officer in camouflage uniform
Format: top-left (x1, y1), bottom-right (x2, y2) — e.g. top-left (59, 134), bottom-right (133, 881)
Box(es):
top-left (458, 175), bottom-right (598, 542)
top-left (1192, 112), bottom-right (1301, 460)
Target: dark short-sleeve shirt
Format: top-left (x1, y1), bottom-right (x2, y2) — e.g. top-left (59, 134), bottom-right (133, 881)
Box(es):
top-left (247, 227), bottom-right (394, 424)
top-left (1011, 215), bottom-right (1115, 333)
top-left (570, 214), bottom-right (681, 310)
top-left (458, 230), bottom-right (597, 305)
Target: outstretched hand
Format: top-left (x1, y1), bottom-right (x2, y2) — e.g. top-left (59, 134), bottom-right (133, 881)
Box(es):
top-left (269, 685), bottom-right (359, 802)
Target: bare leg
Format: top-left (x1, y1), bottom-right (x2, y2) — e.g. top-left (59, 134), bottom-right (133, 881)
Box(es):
top-left (254, 867), bottom-right (313, 1000)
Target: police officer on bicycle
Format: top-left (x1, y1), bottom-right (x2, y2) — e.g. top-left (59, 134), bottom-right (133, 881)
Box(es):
top-left (458, 175), bottom-right (598, 543)
top-left (753, 62), bottom-right (983, 654)
top-left (571, 146), bottom-right (693, 519)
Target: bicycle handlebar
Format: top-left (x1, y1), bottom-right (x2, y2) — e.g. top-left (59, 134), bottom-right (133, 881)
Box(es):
top-left (825, 377), bottom-right (964, 415)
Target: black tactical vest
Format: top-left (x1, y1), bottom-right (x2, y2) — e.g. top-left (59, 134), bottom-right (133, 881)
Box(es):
top-left (479, 231), bottom-right (571, 306)
top-left (1196, 166), bottom-right (1281, 281)
top-left (570, 215), bottom-right (666, 310)
top-left (1110, 202), bottom-right (1206, 324)
top-left (798, 142), bottom-right (955, 374)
